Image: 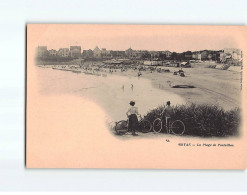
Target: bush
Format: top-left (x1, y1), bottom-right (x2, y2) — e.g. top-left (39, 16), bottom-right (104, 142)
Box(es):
top-left (145, 103), bottom-right (240, 137)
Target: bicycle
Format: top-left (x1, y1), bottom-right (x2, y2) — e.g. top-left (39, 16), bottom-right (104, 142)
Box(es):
top-left (115, 115), bottom-right (152, 135)
top-left (153, 116), bottom-right (185, 135)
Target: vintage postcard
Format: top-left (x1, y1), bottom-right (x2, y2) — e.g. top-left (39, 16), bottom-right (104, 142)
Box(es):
top-left (26, 24), bottom-right (247, 169)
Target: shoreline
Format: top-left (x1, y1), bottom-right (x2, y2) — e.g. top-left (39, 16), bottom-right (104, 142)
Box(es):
top-left (38, 63), bottom-right (242, 111)
top-left (36, 65), bottom-right (241, 138)
top-left (98, 66), bottom-right (241, 110)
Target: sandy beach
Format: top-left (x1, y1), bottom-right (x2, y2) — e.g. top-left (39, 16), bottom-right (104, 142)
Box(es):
top-left (36, 63), bottom-right (242, 139)
top-left (37, 63), bottom-right (242, 115)
top-left (36, 66), bottom-right (185, 122)
top-left (28, 63), bottom-right (243, 168)
top-left (104, 64), bottom-right (242, 111)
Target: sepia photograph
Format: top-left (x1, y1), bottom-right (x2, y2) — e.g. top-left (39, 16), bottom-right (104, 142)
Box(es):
top-left (26, 24), bottom-right (246, 169)
top-left (2, 0), bottom-right (247, 192)
top-left (34, 25), bottom-right (242, 138)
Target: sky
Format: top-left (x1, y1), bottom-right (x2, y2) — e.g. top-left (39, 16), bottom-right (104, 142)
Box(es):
top-left (30, 24), bottom-right (242, 52)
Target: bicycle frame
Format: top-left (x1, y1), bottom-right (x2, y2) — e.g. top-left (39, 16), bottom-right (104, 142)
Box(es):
top-left (115, 114), bottom-right (153, 135)
top-left (153, 115), bottom-right (185, 135)
top-left (165, 117), bottom-right (172, 133)
top-left (154, 115), bottom-right (172, 133)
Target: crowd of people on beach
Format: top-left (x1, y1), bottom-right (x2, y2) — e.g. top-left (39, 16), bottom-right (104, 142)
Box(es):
top-left (80, 63), bottom-right (187, 78)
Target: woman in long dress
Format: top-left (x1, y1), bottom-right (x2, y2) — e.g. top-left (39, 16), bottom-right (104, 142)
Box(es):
top-left (126, 101), bottom-right (139, 136)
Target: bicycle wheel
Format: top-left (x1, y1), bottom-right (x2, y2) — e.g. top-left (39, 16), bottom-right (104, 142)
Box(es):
top-left (153, 118), bottom-right (162, 133)
top-left (139, 120), bottom-right (152, 133)
top-left (171, 120), bottom-right (185, 135)
top-left (115, 120), bottom-right (128, 135)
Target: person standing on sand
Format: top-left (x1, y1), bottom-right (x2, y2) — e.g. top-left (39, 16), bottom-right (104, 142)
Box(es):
top-left (131, 84), bottom-right (133, 91)
top-left (162, 101), bottom-right (175, 130)
top-left (126, 101), bottom-right (139, 136)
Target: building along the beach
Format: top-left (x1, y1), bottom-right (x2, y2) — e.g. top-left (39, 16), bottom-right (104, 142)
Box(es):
top-left (192, 52), bottom-right (201, 61)
top-left (184, 51), bottom-right (192, 60)
top-left (220, 48), bottom-right (243, 65)
top-left (164, 50), bottom-right (172, 58)
top-left (70, 46), bottom-right (81, 58)
top-left (57, 48), bottom-right (70, 57)
top-left (93, 46), bottom-right (102, 58)
top-left (224, 48), bottom-right (242, 61)
top-left (150, 51), bottom-right (160, 59)
top-left (37, 46), bottom-right (48, 57)
top-left (125, 48), bottom-right (134, 58)
top-left (101, 48), bottom-right (112, 58)
top-left (101, 48), bottom-right (107, 58)
top-left (200, 50), bottom-right (208, 61)
top-left (130, 50), bottom-right (143, 59)
top-left (125, 48), bottom-right (146, 59)
top-left (82, 49), bottom-right (94, 59)
top-left (110, 50), bottom-right (126, 59)
top-left (48, 49), bottom-right (57, 56)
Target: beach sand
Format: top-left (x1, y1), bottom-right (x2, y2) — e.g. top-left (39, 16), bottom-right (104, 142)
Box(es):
top-left (36, 66), bottom-right (185, 122)
top-left (35, 64), bottom-right (242, 139)
top-left (27, 64), bottom-right (243, 168)
top-left (105, 64), bottom-right (242, 111)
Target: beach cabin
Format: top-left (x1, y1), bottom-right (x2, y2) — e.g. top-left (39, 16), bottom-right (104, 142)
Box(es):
top-left (180, 62), bottom-right (191, 68)
top-left (164, 62), bottom-right (171, 67)
top-left (143, 60), bottom-right (163, 66)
